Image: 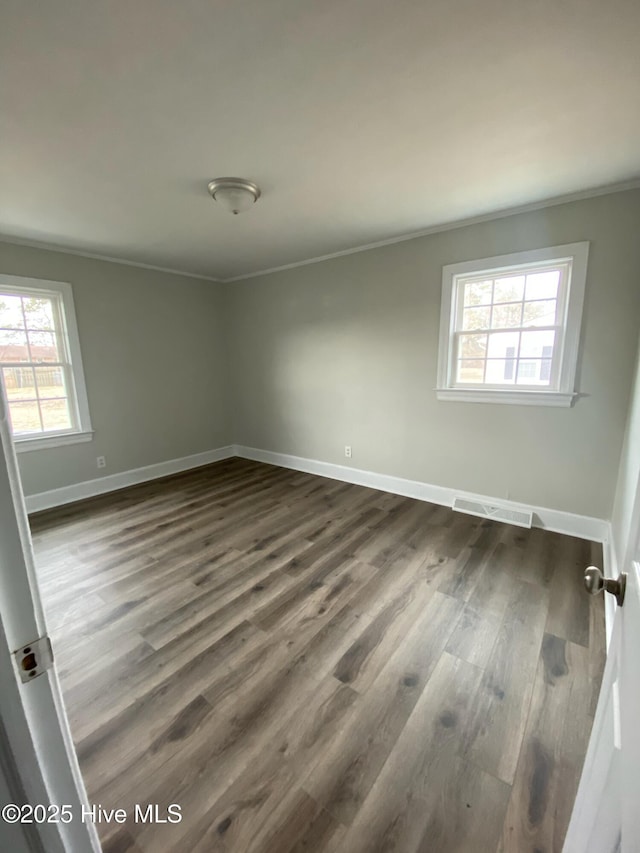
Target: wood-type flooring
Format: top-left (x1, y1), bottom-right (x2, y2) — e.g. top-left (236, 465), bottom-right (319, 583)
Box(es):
top-left (29, 458), bottom-right (606, 853)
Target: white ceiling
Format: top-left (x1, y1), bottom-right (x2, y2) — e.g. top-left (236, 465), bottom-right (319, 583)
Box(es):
top-left (2, 0), bottom-right (640, 281)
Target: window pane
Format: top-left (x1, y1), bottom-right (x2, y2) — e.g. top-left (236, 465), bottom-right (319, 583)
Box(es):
top-left (23, 296), bottom-right (56, 331)
top-left (504, 346), bottom-right (516, 380)
top-left (493, 276), bottom-right (525, 303)
top-left (517, 360), bottom-right (538, 381)
top-left (462, 306), bottom-right (491, 331)
top-left (0, 281), bottom-right (90, 441)
top-left (0, 295), bottom-right (25, 330)
top-left (40, 399), bottom-right (72, 431)
top-left (525, 270), bottom-right (559, 301)
top-left (523, 299), bottom-right (557, 326)
top-left (520, 330), bottom-right (555, 358)
top-left (8, 401), bottom-right (42, 434)
top-left (463, 280), bottom-right (493, 307)
top-left (35, 366), bottom-right (66, 399)
top-left (27, 331), bottom-right (60, 362)
top-left (485, 359), bottom-right (514, 384)
top-left (492, 303), bottom-right (523, 329)
top-left (487, 331), bottom-right (520, 359)
top-left (541, 346), bottom-right (553, 382)
top-left (456, 360), bottom-right (485, 384)
top-left (0, 329), bottom-right (28, 361)
top-left (458, 333), bottom-right (487, 358)
top-left (3, 367), bottom-right (36, 401)
top-left (516, 359), bottom-right (552, 385)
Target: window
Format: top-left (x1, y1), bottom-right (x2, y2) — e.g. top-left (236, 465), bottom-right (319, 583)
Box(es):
top-left (436, 243), bottom-right (589, 406)
top-left (0, 275), bottom-right (92, 450)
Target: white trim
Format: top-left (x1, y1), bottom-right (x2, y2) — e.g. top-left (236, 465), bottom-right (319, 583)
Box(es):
top-left (56, 279), bottom-right (93, 434)
top-left (14, 429), bottom-right (93, 452)
top-left (233, 445), bottom-right (608, 542)
top-left (0, 274), bottom-right (94, 440)
top-left (0, 235), bottom-right (221, 283)
top-left (601, 524), bottom-right (618, 649)
top-left (25, 446), bottom-right (235, 513)
top-left (435, 389), bottom-right (575, 406)
top-left (0, 381), bottom-right (101, 852)
top-left (21, 437), bottom-right (611, 544)
top-left (436, 242), bottom-right (589, 406)
top-left (1, 180), bottom-right (638, 285)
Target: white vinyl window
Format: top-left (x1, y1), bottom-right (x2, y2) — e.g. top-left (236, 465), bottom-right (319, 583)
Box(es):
top-left (436, 243), bottom-right (589, 406)
top-left (0, 275), bottom-right (93, 450)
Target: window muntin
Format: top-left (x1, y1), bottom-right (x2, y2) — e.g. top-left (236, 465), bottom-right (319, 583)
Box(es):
top-left (451, 260), bottom-right (570, 391)
top-left (0, 277), bottom-right (92, 447)
top-left (436, 243), bottom-right (588, 407)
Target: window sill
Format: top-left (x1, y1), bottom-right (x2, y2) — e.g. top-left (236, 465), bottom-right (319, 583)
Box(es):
top-left (14, 430), bottom-right (94, 453)
top-left (435, 388), bottom-right (576, 407)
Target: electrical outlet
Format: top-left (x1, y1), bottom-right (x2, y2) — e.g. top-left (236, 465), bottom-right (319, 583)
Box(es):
top-left (96, 456), bottom-right (106, 469)
top-left (344, 446), bottom-right (352, 459)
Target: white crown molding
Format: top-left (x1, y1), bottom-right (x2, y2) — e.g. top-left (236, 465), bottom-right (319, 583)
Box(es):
top-left (0, 234), bottom-right (222, 283)
top-left (1, 178), bottom-right (638, 285)
top-left (24, 445), bottom-right (235, 513)
top-left (223, 178), bottom-right (640, 282)
top-left (233, 444), bottom-right (610, 543)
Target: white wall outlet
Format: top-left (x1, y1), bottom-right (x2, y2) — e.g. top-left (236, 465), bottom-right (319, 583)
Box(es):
top-left (344, 445), bottom-right (352, 459)
top-left (96, 456), bottom-right (106, 469)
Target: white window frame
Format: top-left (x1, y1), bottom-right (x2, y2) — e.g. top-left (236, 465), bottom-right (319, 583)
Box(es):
top-left (0, 274), bottom-right (93, 451)
top-left (436, 242), bottom-right (589, 407)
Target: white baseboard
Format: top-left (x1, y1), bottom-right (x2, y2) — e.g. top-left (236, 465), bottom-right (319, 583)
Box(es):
top-left (25, 440), bottom-right (610, 547)
top-left (25, 446), bottom-right (235, 513)
top-left (233, 444), bottom-right (610, 544)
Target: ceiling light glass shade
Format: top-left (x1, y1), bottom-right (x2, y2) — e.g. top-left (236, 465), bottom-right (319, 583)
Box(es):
top-left (207, 178), bottom-right (261, 215)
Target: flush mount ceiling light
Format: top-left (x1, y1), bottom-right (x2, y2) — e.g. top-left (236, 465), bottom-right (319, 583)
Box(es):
top-left (207, 177), bottom-right (261, 215)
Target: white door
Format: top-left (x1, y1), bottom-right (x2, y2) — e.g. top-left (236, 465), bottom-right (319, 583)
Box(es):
top-left (563, 515), bottom-right (640, 850)
top-left (0, 387), bottom-right (99, 852)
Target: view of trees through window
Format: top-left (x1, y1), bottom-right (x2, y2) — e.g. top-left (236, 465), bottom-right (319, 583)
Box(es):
top-left (454, 267), bottom-right (562, 386)
top-left (0, 292), bottom-right (73, 435)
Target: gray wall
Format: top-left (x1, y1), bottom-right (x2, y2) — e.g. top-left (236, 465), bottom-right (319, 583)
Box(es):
top-left (2, 189), bottom-right (638, 519)
top-left (0, 243), bottom-right (231, 496)
top-left (611, 334), bottom-right (640, 566)
top-left (226, 189), bottom-right (640, 519)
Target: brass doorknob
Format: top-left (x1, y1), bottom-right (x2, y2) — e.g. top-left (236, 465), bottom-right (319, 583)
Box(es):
top-left (584, 566), bottom-right (626, 607)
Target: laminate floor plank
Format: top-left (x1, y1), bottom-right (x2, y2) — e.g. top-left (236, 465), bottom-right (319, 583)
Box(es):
top-left (55, 579), bottom-right (202, 648)
top-left (302, 592), bottom-right (463, 825)
top-left (468, 539), bottom-right (534, 623)
top-left (70, 614), bottom-right (263, 742)
top-left (29, 458), bottom-right (605, 853)
top-left (331, 575), bottom-right (438, 692)
top-left (497, 526), bottom-right (557, 590)
top-left (125, 664), bottom-right (326, 850)
top-left (545, 535), bottom-right (592, 647)
top-left (445, 604), bottom-right (502, 669)
top-left (463, 579), bottom-right (550, 785)
top-left (438, 521), bottom-right (502, 601)
top-left (101, 828), bottom-right (145, 853)
top-left (337, 652), bottom-right (509, 853)
top-left (498, 633), bottom-right (594, 852)
top-left (181, 676), bottom-right (357, 853)
top-left (98, 546), bottom-right (245, 602)
top-left (58, 635), bottom-right (156, 696)
top-left (588, 593), bottom-right (607, 717)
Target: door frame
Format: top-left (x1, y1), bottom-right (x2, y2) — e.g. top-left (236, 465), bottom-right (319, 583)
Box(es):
top-left (563, 398), bottom-right (640, 851)
top-left (0, 386), bottom-right (100, 852)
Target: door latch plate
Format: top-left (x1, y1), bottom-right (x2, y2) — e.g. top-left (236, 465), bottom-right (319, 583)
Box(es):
top-left (13, 636), bottom-right (54, 682)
